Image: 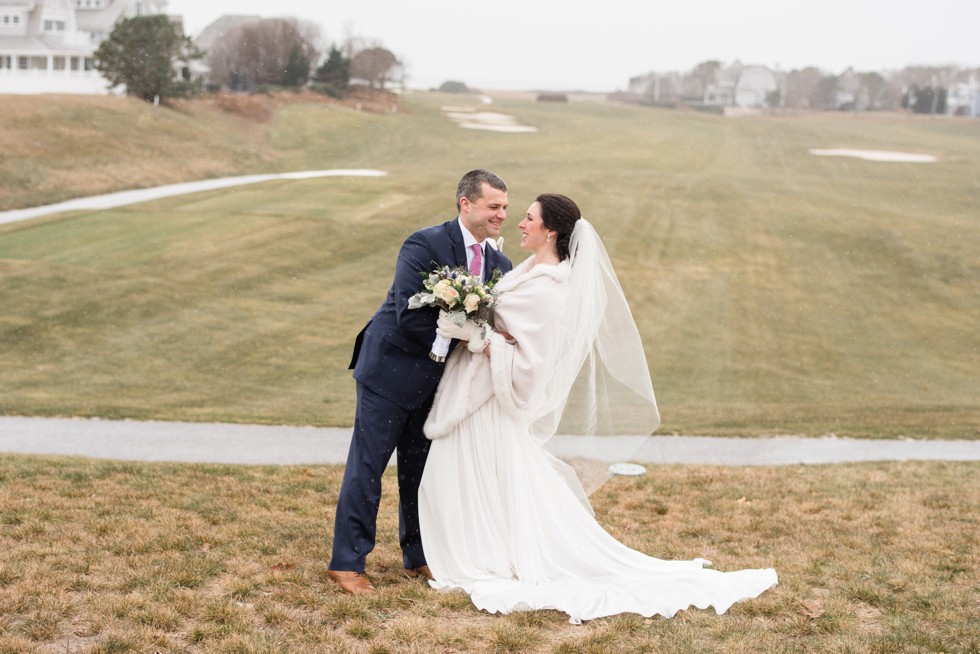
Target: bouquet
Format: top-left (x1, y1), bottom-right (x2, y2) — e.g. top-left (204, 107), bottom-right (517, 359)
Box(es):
top-left (408, 264), bottom-right (501, 362)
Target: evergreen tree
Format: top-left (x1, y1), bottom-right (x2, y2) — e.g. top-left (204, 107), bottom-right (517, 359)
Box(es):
top-left (94, 15), bottom-right (201, 103)
top-left (314, 47), bottom-right (351, 92)
top-left (280, 45), bottom-right (311, 88)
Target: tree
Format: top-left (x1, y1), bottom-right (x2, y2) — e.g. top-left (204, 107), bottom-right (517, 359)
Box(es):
top-left (810, 74), bottom-right (840, 110)
top-left (684, 59), bottom-right (721, 99)
top-left (905, 85), bottom-right (947, 114)
top-left (857, 72), bottom-right (887, 110)
top-left (784, 67), bottom-right (823, 108)
top-left (350, 47), bottom-right (399, 89)
top-left (313, 46), bottom-right (351, 93)
top-left (94, 15), bottom-right (202, 102)
top-left (206, 18), bottom-right (319, 91)
top-left (438, 80), bottom-right (469, 93)
top-left (281, 45), bottom-right (311, 88)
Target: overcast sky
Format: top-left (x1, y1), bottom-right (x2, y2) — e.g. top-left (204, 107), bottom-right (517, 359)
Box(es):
top-left (164, 0), bottom-right (979, 92)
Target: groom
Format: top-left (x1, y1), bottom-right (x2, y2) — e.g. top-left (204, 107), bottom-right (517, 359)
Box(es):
top-left (328, 169), bottom-right (513, 594)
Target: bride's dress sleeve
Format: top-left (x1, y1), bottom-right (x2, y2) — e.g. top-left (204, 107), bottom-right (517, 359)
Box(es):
top-left (486, 275), bottom-right (566, 419)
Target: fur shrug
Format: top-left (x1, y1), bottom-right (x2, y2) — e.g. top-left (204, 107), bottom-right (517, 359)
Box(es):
top-left (423, 256), bottom-right (571, 440)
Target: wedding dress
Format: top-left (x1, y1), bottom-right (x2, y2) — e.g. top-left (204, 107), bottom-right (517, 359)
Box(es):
top-left (418, 221), bottom-right (777, 624)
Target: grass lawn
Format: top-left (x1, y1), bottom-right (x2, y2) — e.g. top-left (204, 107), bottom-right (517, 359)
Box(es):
top-left (0, 455), bottom-right (976, 653)
top-left (2, 93), bottom-right (977, 654)
top-left (0, 92), bottom-right (978, 437)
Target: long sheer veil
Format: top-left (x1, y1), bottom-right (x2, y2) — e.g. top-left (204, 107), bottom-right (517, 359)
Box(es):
top-left (531, 219), bottom-right (660, 495)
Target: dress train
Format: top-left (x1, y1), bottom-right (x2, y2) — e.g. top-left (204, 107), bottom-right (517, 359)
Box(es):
top-left (418, 399), bottom-right (777, 624)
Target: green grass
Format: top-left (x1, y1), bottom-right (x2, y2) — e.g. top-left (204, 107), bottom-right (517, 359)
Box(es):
top-left (0, 455), bottom-right (976, 653)
top-left (0, 92), bottom-right (978, 437)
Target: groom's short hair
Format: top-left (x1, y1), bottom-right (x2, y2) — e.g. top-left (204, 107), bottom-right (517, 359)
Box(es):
top-left (456, 169), bottom-right (507, 211)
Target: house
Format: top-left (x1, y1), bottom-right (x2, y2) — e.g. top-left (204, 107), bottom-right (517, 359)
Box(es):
top-left (946, 74), bottom-right (980, 117)
top-left (704, 62), bottom-right (783, 108)
top-left (703, 61), bottom-right (742, 106)
top-left (0, 0), bottom-right (169, 94)
top-left (193, 14), bottom-right (259, 54)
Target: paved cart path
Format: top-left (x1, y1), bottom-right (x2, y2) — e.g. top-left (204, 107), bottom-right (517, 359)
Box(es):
top-left (0, 169), bottom-right (387, 226)
top-left (1, 416), bottom-right (977, 467)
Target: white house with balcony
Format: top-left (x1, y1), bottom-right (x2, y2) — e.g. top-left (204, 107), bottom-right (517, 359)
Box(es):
top-left (0, 0), bottom-right (169, 94)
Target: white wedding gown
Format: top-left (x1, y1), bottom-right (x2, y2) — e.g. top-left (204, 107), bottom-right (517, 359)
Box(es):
top-left (418, 255), bottom-right (777, 624)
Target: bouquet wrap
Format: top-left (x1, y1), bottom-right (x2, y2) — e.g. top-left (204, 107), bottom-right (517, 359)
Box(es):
top-left (407, 265), bottom-right (501, 363)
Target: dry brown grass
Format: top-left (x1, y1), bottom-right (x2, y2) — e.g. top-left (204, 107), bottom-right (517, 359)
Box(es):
top-left (1, 455), bottom-right (976, 653)
top-left (0, 87), bottom-right (401, 211)
top-left (194, 87), bottom-right (403, 124)
top-left (0, 94), bottom-right (273, 211)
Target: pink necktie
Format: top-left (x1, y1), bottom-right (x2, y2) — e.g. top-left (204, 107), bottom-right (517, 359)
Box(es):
top-left (469, 243), bottom-right (483, 278)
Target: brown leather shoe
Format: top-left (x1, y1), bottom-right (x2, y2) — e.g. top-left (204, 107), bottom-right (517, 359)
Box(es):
top-left (404, 565), bottom-right (434, 581)
top-left (327, 570), bottom-right (376, 595)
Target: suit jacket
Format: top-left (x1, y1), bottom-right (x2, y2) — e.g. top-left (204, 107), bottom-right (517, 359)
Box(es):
top-left (350, 218), bottom-right (513, 410)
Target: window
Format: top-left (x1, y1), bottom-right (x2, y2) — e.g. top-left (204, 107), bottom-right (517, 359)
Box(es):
top-left (84, 57), bottom-right (94, 71)
top-left (53, 56), bottom-right (66, 70)
top-left (15, 56), bottom-right (47, 70)
top-left (70, 56), bottom-right (80, 70)
top-left (0, 56), bottom-right (11, 69)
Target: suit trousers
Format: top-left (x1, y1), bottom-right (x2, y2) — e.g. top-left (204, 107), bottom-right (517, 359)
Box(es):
top-left (329, 381), bottom-right (433, 571)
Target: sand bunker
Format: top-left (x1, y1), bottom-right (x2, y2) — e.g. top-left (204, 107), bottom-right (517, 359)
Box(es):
top-left (442, 105), bottom-right (538, 133)
top-left (809, 149), bottom-right (937, 163)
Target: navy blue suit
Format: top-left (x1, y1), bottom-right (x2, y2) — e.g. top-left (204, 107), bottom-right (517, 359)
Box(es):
top-left (330, 218), bottom-right (512, 571)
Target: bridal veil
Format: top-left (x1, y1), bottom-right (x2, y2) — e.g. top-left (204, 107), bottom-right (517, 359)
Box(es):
top-left (530, 219), bottom-right (661, 494)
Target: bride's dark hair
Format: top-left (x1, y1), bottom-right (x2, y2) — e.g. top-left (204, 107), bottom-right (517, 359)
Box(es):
top-left (536, 193), bottom-right (581, 261)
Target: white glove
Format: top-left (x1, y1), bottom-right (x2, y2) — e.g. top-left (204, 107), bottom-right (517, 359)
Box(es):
top-left (466, 329), bottom-right (490, 353)
top-left (436, 311), bottom-right (486, 351)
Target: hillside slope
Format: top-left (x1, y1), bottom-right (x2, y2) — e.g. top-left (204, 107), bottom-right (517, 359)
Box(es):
top-left (1, 92), bottom-right (978, 437)
top-left (0, 89), bottom-right (397, 211)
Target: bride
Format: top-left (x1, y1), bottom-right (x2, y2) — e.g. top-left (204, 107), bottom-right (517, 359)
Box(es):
top-left (418, 194), bottom-right (777, 624)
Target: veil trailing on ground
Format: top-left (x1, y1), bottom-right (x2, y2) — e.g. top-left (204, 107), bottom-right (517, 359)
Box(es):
top-left (530, 219), bottom-right (660, 496)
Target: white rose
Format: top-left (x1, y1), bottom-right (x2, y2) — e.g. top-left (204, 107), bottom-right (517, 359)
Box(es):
top-left (463, 293), bottom-right (480, 313)
top-left (433, 279), bottom-right (460, 305)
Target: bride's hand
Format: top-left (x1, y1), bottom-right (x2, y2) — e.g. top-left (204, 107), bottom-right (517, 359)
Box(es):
top-left (494, 329), bottom-right (515, 342)
top-left (436, 313), bottom-right (482, 342)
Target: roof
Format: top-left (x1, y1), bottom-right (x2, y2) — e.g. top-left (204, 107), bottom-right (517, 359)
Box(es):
top-left (73, 1), bottom-right (130, 31)
top-left (0, 33), bottom-right (92, 53)
top-left (192, 14), bottom-right (261, 50)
